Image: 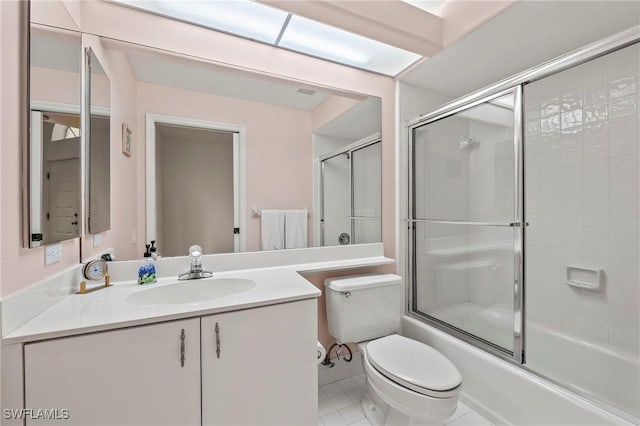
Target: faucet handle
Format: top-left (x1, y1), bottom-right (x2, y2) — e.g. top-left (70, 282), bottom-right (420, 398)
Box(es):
top-left (188, 245), bottom-right (202, 259)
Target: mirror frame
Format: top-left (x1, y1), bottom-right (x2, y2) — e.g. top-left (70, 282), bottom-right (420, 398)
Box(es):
top-left (84, 46), bottom-right (112, 235)
top-left (23, 2), bottom-right (86, 249)
top-left (21, 0), bottom-right (31, 248)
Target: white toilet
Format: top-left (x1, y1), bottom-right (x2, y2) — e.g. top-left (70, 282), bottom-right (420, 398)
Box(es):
top-left (324, 274), bottom-right (462, 426)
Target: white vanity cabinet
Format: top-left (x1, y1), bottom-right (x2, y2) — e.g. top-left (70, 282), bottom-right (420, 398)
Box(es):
top-left (20, 299), bottom-right (318, 426)
top-left (201, 299), bottom-right (317, 426)
top-left (24, 318), bottom-right (201, 426)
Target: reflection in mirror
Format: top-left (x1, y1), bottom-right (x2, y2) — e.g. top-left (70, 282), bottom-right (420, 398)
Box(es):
top-left (27, 25), bottom-right (82, 247)
top-left (93, 37), bottom-right (381, 260)
top-left (319, 134), bottom-right (382, 246)
top-left (155, 125), bottom-right (235, 257)
top-left (86, 48), bottom-right (111, 234)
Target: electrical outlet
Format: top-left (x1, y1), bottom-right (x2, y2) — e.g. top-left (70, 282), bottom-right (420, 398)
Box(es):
top-left (132, 229), bottom-right (137, 245)
top-left (45, 243), bottom-right (63, 265)
top-left (93, 233), bottom-right (102, 248)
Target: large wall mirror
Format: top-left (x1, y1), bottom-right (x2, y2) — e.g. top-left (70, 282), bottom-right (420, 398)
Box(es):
top-left (97, 36), bottom-right (382, 260)
top-left (26, 23), bottom-right (82, 247)
top-left (25, 2), bottom-right (383, 260)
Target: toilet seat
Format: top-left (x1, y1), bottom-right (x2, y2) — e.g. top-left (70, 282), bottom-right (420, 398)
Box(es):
top-left (366, 335), bottom-right (462, 398)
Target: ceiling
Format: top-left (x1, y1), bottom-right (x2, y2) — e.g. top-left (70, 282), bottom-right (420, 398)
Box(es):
top-left (400, 0), bottom-right (640, 97)
top-left (125, 50), bottom-right (334, 112)
top-left (314, 97), bottom-right (381, 140)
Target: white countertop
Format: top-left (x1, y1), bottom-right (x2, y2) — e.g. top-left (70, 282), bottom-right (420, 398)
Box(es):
top-left (3, 256), bottom-right (394, 344)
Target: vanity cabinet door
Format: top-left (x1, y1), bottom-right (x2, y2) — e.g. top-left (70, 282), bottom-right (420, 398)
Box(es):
top-left (24, 318), bottom-right (201, 426)
top-left (201, 299), bottom-right (317, 425)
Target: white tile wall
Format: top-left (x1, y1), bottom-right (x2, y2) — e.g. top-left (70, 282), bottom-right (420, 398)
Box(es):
top-left (524, 43), bottom-right (639, 418)
top-left (525, 43), bottom-right (639, 354)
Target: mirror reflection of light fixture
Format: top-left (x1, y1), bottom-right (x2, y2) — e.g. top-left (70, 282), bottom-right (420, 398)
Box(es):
top-left (278, 15), bottom-right (371, 66)
top-left (51, 124), bottom-right (80, 141)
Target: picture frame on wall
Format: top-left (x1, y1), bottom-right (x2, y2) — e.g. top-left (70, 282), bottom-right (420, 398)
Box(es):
top-left (122, 123), bottom-right (132, 157)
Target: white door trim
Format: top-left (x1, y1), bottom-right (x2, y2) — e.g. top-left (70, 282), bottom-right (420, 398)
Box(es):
top-left (145, 113), bottom-right (247, 253)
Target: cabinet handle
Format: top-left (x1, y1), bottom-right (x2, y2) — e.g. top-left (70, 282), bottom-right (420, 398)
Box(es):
top-left (215, 322), bottom-right (221, 359)
top-left (180, 328), bottom-right (185, 368)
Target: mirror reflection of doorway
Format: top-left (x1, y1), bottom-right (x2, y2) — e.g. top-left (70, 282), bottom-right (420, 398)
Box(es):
top-left (47, 158), bottom-right (79, 242)
top-left (31, 111), bottom-right (81, 245)
top-left (155, 123), bottom-right (236, 257)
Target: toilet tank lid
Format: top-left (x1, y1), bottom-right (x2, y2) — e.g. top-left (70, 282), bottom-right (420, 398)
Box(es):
top-left (324, 274), bottom-right (403, 292)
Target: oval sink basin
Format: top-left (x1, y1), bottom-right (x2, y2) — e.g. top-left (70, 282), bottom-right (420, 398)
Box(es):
top-left (126, 278), bottom-right (256, 305)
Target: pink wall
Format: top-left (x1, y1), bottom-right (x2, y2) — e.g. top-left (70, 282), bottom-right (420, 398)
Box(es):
top-left (0, 0), bottom-right (4, 300)
top-left (31, 67), bottom-right (80, 106)
top-left (30, 0), bottom-right (79, 32)
top-left (136, 82), bottom-right (314, 253)
top-left (1, 1), bottom-right (80, 298)
top-left (312, 96), bottom-right (361, 132)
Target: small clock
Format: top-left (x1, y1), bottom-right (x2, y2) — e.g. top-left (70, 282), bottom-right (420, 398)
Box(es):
top-left (83, 258), bottom-right (108, 281)
top-left (78, 259), bottom-right (111, 294)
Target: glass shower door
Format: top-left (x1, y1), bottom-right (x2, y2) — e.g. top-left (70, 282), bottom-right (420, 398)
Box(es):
top-left (321, 138), bottom-right (382, 246)
top-left (351, 142), bottom-right (381, 244)
top-left (321, 153), bottom-right (351, 246)
top-left (409, 89), bottom-right (523, 360)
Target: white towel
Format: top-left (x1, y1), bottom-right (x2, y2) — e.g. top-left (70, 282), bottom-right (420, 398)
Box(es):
top-left (261, 210), bottom-right (285, 250)
top-left (285, 210), bottom-right (308, 249)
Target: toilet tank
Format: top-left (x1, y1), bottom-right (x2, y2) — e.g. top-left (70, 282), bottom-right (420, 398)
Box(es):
top-left (324, 274), bottom-right (403, 343)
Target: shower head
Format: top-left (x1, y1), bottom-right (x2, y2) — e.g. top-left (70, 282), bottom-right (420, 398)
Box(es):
top-left (459, 135), bottom-right (479, 150)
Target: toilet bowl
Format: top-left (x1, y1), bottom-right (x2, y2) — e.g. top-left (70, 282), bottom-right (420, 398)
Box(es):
top-left (324, 274), bottom-right (462, 426)
top-left (359, 335), bottom-right (461, 426)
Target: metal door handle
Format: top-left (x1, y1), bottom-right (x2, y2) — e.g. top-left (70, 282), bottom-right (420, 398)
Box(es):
top-left (215, 322), bottom-right (221, 359)
top-left (180, 328), bottom-right (185, 367)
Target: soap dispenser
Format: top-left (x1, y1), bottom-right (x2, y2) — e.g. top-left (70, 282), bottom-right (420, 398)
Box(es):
top-left (138, 244), bottom-right (157, 285)
top-left (150, 240), bottom-right (160, 260)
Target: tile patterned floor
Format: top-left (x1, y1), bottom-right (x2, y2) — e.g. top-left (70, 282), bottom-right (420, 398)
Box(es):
top-left (318, 374), bottom-right (494, 426)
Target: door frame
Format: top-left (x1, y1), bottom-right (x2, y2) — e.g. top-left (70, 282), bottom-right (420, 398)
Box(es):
top-left (145, 113), bottom-right (247, 253)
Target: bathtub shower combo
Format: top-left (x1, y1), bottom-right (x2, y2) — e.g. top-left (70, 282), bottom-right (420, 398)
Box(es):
top-left (408, 34), bottom-right (639, 421)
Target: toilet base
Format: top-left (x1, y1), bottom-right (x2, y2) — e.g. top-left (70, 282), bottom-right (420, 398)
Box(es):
top-left (362, 378), bottom-right (445, 426)
top-left (361, 344), bottom-right (459, 426)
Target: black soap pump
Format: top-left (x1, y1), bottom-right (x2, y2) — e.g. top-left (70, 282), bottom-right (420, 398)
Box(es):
top-left (137, 244), bottom-right (157, 285)
top-left (150, 240), bottom-right (160, 260)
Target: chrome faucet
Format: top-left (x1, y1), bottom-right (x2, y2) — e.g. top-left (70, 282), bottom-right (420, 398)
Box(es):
top-left (178, 245), bottom-right (213, 280)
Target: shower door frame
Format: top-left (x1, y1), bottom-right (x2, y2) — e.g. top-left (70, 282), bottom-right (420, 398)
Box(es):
top-left (406, 26), bottom-right (640, 366)
top-left (407, 86), bottom-right (525, 363)
top-left (319, 133), bottom-right (382, 246)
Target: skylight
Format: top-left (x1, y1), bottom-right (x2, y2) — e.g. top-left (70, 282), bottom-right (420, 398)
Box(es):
top-left (279, 14), bottom-right (421, 76)
top-left (111, 0), bottom-right (422, 76)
